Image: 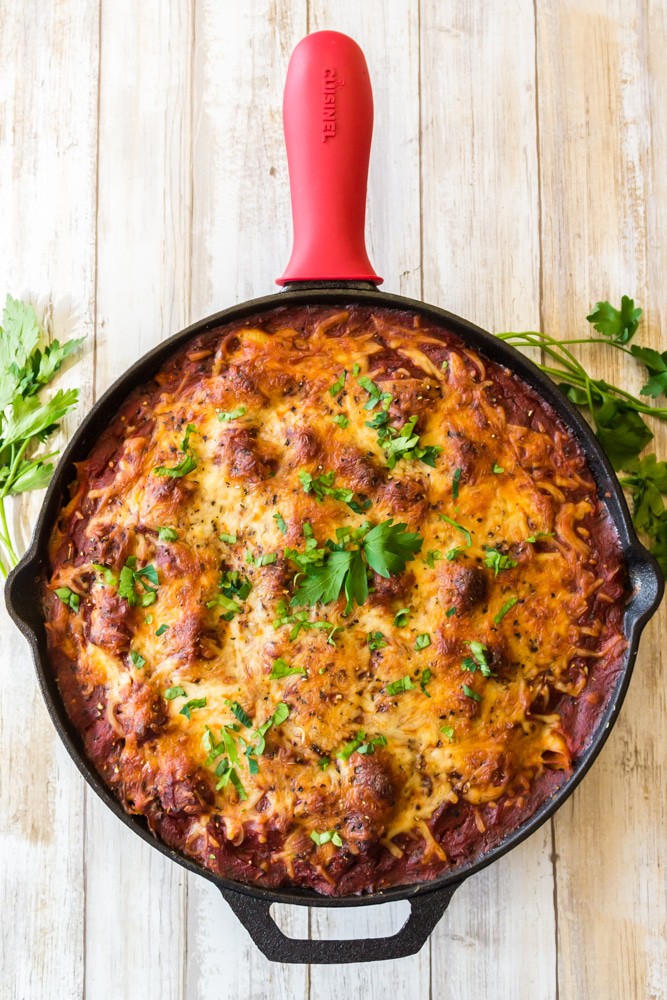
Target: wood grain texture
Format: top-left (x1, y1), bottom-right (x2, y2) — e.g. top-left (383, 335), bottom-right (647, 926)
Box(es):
top-left (536, 3), bottom-right (667, 999)
top-left (0, 0), bottom-right (666, 997)
top-left (0, 2), bottom-right (99, 998)
top-left (85, 4), bottom-right (194, 998)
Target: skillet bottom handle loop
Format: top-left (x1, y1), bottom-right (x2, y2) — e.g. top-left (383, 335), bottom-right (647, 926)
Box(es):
top-left (219, 885), bottom-right (458, 964)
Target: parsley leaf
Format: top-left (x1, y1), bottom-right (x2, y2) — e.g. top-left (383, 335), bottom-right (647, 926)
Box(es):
top-left (465, 640), bottom-right (493, 676)
top-left (270, 658), bottom-right (306, 679)
top-left (363, 519), bottom-right (423, 577)
top-left (218, 405), bottom-right (247, 422)
top-left (54, 586), bottom-right (80, 611)
top-left (310, 829), bottom-right (343, 847)
top-left (367, 630), bottom-right (387, 651)
top-left (631, 344), bottom-right (667, 399)
top-left (158, 526), bottom-right (179, 542)
top-left (440, 724), bottom-right (455, 742)
top-left (165, 686), bottom-right (186, 700)
top-left (118, 556), bottom-right (159, 607)
top-left (452, 467), bottom-right (462, 498)
top-left (415, 633), bottom-right (431, 650)
top-left (332, 413), bottom-right (349, 429)
top-left (273, 511), bottom-right (287, 534)
top-left (387, 675), bottom-right (416, 695)
top-left (420, 668), bottom-right (433, 697)
top-left (393, 607), bottom-right (411, 627)
top-left (329, 370), bottom-right (347, 396)
top-left (438, 514), bottom-right (472, 547)
top-left (484, 548), bottom-right (517, 575)
top-left (129, 650), bottom-right (146, 669)
top-left (179, 697), bottom-right (207, 718)
top-left (587, 296), bottom-right (642, 343)
top-left (493, 596), bottom-right (518, 624)
top-left (153, 424), bottom-right (198, 477)
top-left (462, 684), bottom-right (481, 702)
top-left (299, 469), bottom-right (371, 513)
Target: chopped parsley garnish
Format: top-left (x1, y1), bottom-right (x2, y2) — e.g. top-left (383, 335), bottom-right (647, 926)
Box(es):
top-left (310, 830), bottom-right (343, 847)
top-left (387, 675), bottom-right (416, 695)
top-left (256, 553), bottom-right (277, 566)
top-left (452, 467), bottom-right (462, 498)
top-left (273, 511), bottom-right (287, 534)
top-left (158, 526), bottom-right (179, 542)
top-left (446, 546), bottom-right (464, 561)
top-left (271, 702), bottom-right (290, 726)
top-left (155, 623), bottom-right (169, 636)
top-left (272, 599), bottom-right (339, 643)
top-left (180, 697), bottom-right (207, 718)
top-left (299, 469), bottom-right (371, 513)
top-left (206, 571), bottom-right (251, 620)
top-left (332, 413), bottom-right (349, 429)
top-left (464, 640), bottom-right (493, 676)
top-left (153, 423), bottom-right (197, 478)
top-left (319, 756), bottom-right (330, 770)
top-left (393, 607), bottom-right (411, 627)
top-left (54, 586), bottom-right (80, 611)
top-left (378, 415), bottom-right (442, 470)
top-left (415, 632), bottom-right (431, 650)
top-left (352, 363), bottom-right (361, 376)
top-left (494, 597), bottom-right (518, 624)
top-left (424, 549), bottom-right (443, 568)
top-left (462, 684), bottom-right (481, 702)
top-left (338, 731), bottom-right (387, 759)
top-left (270, 657), bottom-right (306, 679)
top-left (358, 375), bottom-right (392, 411)
top-left (440, 724), bottom-right (455, 742)
top-left (484, 548), bottom-right (518, 575)
top-left (92, 563), bottom-right (118, 586)
top-left (219, 531), bottom-right (237, 544)
top-left (420, 668), bottom-right (433, 697)
top-left (329, 370), bottom-right (347, 396)
top-left (446, 606), bottom-right (457, 617)
top-left (226, 700), bottom-right (253, 727)
top-left (288, 518), bottom-right (422, 612)
top-left (438, 514), bottom-right (472, 547)
top-left (525, 531), bottom-right (554, 543)
top-left (129, 650), bottom-right (146, 669)
top-left (218, 405), bottom-right (247, 422)
top-left (492, 463), bottom-right (504, 474)
top-left (165, 686), bottom-right (186, 700)
top-left (118, 557), bottom-right (159, 607)
top-left (367, 630), bottom-right (387, 651)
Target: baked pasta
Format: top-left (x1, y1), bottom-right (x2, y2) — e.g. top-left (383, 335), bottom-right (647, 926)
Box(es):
top-left (43, 305), bottom-right (628, 895)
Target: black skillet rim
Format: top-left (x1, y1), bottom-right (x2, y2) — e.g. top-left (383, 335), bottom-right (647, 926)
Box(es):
top-left (5, 284), bottom-right (663, 909)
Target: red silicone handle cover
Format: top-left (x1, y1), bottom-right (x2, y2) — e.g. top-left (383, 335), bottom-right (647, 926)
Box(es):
top-left (277, 31), bottom-right (382, 285)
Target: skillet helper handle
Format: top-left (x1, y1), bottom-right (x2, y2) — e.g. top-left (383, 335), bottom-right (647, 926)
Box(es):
top-left (219, 884), bottom-right (457, 964)
top-left (277, 30), bottom-right (382, 286)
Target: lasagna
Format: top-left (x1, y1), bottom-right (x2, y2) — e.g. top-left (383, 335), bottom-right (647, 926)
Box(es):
top-left (43, 305), bottom-right (628, 895)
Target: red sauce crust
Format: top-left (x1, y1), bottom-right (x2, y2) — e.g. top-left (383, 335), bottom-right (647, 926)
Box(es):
top-left (43, 305), bottom-right (628, 895)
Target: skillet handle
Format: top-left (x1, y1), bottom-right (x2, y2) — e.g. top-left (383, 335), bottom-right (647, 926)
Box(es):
top-left (219, 883), bottom-right (458, 964)
top-left (276, 31), bottom-right (382, 286)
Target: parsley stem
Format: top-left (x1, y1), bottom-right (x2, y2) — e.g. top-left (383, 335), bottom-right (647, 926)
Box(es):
top-left (0, 497), bottom-right (18, 566)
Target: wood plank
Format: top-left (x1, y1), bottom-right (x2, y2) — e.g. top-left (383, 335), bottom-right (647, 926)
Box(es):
top-left (420, 4), bottom-right (558, 998)
top-left (84, 3), bottom-right (194, 998)
top-left (0, 3), bottom-right (99, 999)
top-left (304, 0), bottom-right (430, 992)
top-left (535, 3), bottom-right (667, 998)
top-left (185, 3), bottom-right (310, 993)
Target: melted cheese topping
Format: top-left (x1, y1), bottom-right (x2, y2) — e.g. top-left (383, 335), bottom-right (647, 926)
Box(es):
top-left (45, 306), bottom-right (627, 888)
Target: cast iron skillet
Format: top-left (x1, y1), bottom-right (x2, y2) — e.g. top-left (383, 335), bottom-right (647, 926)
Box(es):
top-left (5, 31), bottom-right (663, 964)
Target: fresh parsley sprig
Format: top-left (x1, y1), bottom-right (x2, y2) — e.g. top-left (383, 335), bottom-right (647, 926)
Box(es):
top-left (498, 297), bottom-right (667, 575)
top-left (287, 518), bottom-right (422, 612)
top-left (0, 296), bottom-right (82, 575)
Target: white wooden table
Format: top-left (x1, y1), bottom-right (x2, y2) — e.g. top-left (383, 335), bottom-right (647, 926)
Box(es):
top-left (1, 2), bottom-right (665, 998)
